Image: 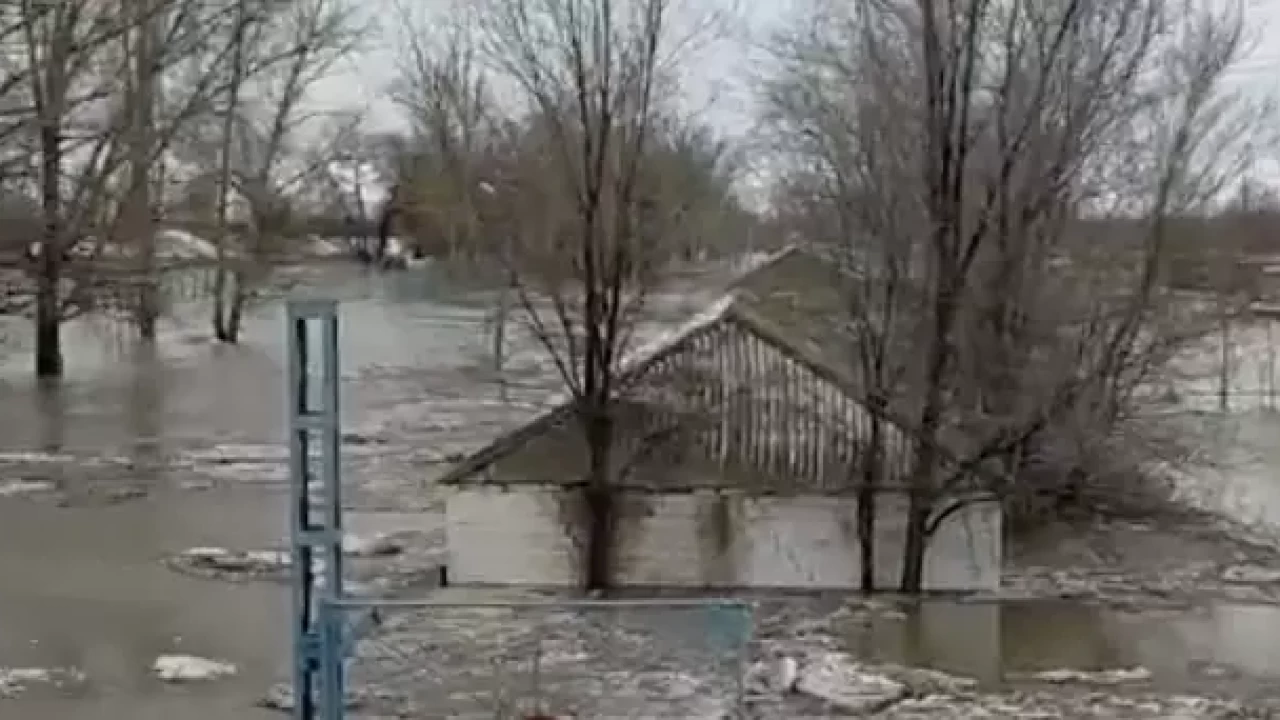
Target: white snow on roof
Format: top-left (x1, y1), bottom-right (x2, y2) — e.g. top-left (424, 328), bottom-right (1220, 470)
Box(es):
top-left (155, 229), bottom-right (219, 260)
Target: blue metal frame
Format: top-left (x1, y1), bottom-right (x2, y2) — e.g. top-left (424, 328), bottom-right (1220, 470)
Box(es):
top-left (282, 299), bottom-right (755, 719)
top-left (286, 299), bottom-right (345, 720)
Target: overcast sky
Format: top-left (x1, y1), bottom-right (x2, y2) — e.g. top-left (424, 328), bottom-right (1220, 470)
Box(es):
top-left (306, 0), bottom-right (1280, 179)
top-left (305, 0), bottom-right (786, 135)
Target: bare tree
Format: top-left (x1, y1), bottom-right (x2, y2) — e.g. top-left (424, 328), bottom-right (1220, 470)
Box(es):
top-left (764, 0), bottom-right (1263, 591)
top-left (388, 1), bottom-right (497, 262)
top-left (310, 129), bottom-right (380, 252)
top-left (205, 0), bottom-right (360, 342)
top-left (474, 0), bottom-right (711, 590)
top-left (1201, 180), bottom-right (1277, 411)
top-left (206, 0), bottom-right (251, 343)
top-left (16, 0), bottom-right (122, 377)
top-left (2, 0), bottom-right (265, 375)
top-left (120, 0), bottom-right (162, 339)
top-left (12, 0), bottom-right (188, 375)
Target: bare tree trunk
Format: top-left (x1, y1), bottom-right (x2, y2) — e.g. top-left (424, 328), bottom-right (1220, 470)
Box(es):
top-left (492, 281), bottom-right (509, 400)
top-left (212, 0), bottom-right (247, 343)
top-left (33, 20), bottom-right (69, 379)
top-left (899, 497), bottom-right (930, 592)
top-left (474, 0), bottom-right (680, 593)
top-left (35, 120), bottom-right (63, 378)
top-left (858, 413), bottom-right (882, 592)
top-left (582, 410), bottom-right (615, 591)
top-left (1218, 302), bottom-right (1232, 411)
top-left (226, 244), bottom-right (248, 340)
top-left (901, 280), bottom-right (959, 593)
top-left (1268, 320), bottom-right (1277, 412)
top-left (128, 0), bottom-right (159, 340)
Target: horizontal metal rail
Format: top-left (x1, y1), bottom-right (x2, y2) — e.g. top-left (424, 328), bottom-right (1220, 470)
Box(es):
top-left (327, 597), bottom-right (754, 611)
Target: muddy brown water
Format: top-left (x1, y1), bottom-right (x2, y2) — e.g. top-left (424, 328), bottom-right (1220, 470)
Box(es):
top-left (841, 599), bottom-right (1280, 694)
top-left (0, 489), bottom-right (285, 720)
top-left (1, 263), bottom-right (1280, 717)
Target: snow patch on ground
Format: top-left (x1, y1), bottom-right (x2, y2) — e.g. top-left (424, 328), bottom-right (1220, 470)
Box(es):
top-left (152, 654), bottom-right (237, 682)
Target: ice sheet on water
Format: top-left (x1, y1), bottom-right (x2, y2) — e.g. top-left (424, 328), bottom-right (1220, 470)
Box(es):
top-left (0, 451), bottom-right (78, 463)
top-left (0, 479), bottom-right (55, 497)
top-left (1022, 667), bottom-right (1153, 685)
top-left (793, 653), bottom-right (909, 714)
top-left (347, 595), bottom-right (748, 718)
top-left (0, 666), bottom-right (86, 697)
top-left (152, 654), bottom-right (237, 682)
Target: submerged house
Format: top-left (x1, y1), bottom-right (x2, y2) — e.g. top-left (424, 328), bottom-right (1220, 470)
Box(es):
top-left (438, 249), bottom-right (1002, 592)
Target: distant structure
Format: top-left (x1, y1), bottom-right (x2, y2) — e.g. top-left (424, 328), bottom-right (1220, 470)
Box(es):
top-left (436, 247), bottom-right (1002, 591)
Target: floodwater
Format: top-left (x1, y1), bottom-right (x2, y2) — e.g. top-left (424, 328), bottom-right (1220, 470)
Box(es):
top-left (843, 599), bottom-right (1280, 697)
top-left (2, 262), bottom-right (1280, 717)
top-left (0, 265), bottom-right (538, 719)
top-left (0, 262), bottom-right (715, 719)
top-left (0, 490), bottom-right (284, 720)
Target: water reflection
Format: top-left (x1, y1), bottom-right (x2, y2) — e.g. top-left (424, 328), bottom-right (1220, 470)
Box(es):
top-left (124, 343), bottom-right (164, 465)
top-left (841, 600), bottom-right (1280, 688)
top-left (0, 266), bottom-right (496, 453)
top-left (0, 492), bottom-right (288, 716)
top-left (34, 379), bottom-right (65, 452)
top-left (0, 260), bottom-right (730, 720)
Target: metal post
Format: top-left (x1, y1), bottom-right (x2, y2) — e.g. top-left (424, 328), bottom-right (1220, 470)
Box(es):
top-left (287, 299), bottom-right (345, 720)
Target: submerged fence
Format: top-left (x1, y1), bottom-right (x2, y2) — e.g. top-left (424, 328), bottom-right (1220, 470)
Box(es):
top-left (331, 596), bottom-right (754, 719)
top-left (285, 299), bottom-right (755, 719)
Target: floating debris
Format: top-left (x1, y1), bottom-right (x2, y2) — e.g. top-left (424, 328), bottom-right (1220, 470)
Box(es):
top-left (342, 533), bottom-right (404, 558)
top-left (793, 655), bottom-right (908, 714)
top-left (0, 480), bottom-right (55, 497)
top-left (1025, 666), bottom-right (1153, 685)
top-left (257, 682), bottom-right (374, 712)
top-left (152, 655), bottom-right (237, 682)
top-left (0, 667), bottom-right (86, 698)
top-left (1221, 564), bottom-right (1280, 584)
top-left (166, 546), bottom-right (291, 582)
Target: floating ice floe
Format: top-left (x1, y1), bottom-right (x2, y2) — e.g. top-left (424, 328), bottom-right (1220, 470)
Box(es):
top-left (258, 682), bottom-right (373, 712)
top-left (153, 654), bottom-right (237, 682)
top-left (342, 533), bottom-right (403, 558)
top-left (0, 666), bottom-right (86, 697)
top-left (180, 546), bottom-right (291, 569)
top-left (1025, 666), bottom-right (1153, 685)
top-left (0, 479), bottom-right (56, 497)
top-left (0, 451), bottom-right (77, 464)
top-left (168, 534), bottom-right (409, 582)
top-left (1221, 564), bottom-right (1280, 584)
top-left (744, 656), bottom-right (800, 695)
top-left (793, 653), bottom-right (909, 714)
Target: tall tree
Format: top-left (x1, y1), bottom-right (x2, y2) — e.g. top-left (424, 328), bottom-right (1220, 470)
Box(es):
top-left (476, 0), bottom-right (706, 590)
top-left (207, 0), bottom-right (360, 343)
top-left (388, 2), bottom-right (496, 261)
top-left (8, 0), bottom-right (261, 375)
top-left (764, 0), bottom-right (1263, 591)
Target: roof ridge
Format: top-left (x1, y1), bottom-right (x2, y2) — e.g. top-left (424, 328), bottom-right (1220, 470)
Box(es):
top-left (437, 289), bottom-right (889, 487)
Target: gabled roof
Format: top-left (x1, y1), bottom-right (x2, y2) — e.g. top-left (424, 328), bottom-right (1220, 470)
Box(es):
top-left (728, 244), bottom-right (858, 369)
top-left (436, 289), bottom-right (902, 487)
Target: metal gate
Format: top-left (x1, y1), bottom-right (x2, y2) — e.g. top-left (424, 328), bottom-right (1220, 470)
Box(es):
top-left (284, 299), bottom-right (754, 720)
